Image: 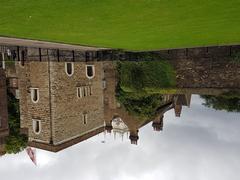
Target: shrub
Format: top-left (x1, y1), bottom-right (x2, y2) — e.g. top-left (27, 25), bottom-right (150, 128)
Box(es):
top-left (5, 92), bottom-right (27, 154)
top-left (116, 87), bottom-right (165, 119)
top-left (117, 60), bottom-right (176, 93)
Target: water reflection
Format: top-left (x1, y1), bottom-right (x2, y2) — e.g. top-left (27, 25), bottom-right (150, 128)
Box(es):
top-left (0, 45), bottom-right (240, 179)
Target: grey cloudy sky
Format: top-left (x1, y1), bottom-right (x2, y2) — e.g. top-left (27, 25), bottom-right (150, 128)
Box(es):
top-left (0, 95), bottom-right (240, 180)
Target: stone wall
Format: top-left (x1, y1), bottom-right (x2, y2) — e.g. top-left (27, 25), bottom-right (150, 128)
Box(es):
top-left (126, 45), bottom-right (240, 61)
top-left (28, 127), bottom-right (104, 152)
top-left (17, 62), bottom-right (52, 143)
top-left (169, 57), bottom-right (240, 88)
top-left (103, 61), bottom-right (119, 121)
top-left (124, 45), bottom-right (240, 89)
top-left (50, 62), bottom-right (105, 144)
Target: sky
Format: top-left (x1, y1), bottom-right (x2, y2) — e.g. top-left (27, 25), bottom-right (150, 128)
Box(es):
top-left (0, 95), bottom-right (240, 180)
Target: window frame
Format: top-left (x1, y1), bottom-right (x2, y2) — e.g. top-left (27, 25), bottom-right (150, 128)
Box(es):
top-left (82, 113), bottom-right (88, 125)
top-left (65, 62), bottom-right (74, 76)
top-left (77, 86), bottom-right (92, 98)
top-left (86, 65), bottom-right (95, 79)
top-left (77, 87), bottom-right (83, 98)
top-left (30, 88), bottom-right (40, 103)
top-left (32, 119), bottom-right (41, 135)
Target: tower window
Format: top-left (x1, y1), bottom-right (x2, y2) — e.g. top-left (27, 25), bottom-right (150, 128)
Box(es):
top-left (77, 86), bottom-right (92, 98)
top-left (30, 88), bottom-right (39, 103)
top-left (85, 86), bottom-right (89, 96)
top-left (89, 86), bottom-right (92, 95)
top-left (82, 113), bottom-right (88, 125)
top-left (77, 87), bottom-right (83, 98)
top-left (32, 119), bottom-right (41, 134)
top-left (83, 87), bottom-right (87, 97)
top-left (65, 62), bottom-right (74, 76)
top-left (86, 65), bottom-right (95, 79)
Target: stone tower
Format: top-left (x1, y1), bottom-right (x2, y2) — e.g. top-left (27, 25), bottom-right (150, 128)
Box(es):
top-left (18, 61), bottom-right (105, 152)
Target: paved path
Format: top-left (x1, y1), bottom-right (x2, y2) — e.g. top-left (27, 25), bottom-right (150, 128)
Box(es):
top-left (0, 37), bottom-right (109, 51)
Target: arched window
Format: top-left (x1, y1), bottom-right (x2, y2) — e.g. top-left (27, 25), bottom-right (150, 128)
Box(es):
top-left (86, 65), bottom-right (95, 79)
top-left (82, 113), bottom-right (88, 125)
top-left (65, 62), bottom-right (74, 76)
top-left (30, 88), bottom-right (39, 103)
top-left (32, 119), bottom-right (41, 134)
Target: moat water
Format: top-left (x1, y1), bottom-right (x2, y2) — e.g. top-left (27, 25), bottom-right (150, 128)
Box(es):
top-left (0, 45), bottom-right (240, 180)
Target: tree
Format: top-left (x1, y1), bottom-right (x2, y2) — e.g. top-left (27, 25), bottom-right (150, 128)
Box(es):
top-left (5, 135), bottom-right (27, 154)
top-left (116, 86), bottom-right (165, 119)
top-left (5, 91), bottom-right (27, 154)
top-left (201, 91), bottom-right (240, 112)
top-left (116, 60), bottom-right (176, 119)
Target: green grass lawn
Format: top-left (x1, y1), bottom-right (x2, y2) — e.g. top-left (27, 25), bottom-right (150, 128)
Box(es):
top-left (0, 0), bottom-right (240, 50)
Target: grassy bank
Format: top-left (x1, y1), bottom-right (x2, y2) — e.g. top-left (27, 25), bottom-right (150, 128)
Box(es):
top-left (1, 0), bottom-right (240, 50)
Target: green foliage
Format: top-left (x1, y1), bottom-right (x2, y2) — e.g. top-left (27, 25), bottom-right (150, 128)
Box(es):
top-left (7, 92), bottom-right (20, 133)
top-left (5, 61), bottom-right (15, 66)
top-left (220, 91), bottom-right (240, 99)
top-left (116, 60), bottom-right (176, 118)
top-left (5, 92), bottom-right (27, 154)
top-left (1, 0), bottom-right (240, 50)
top-left (118, 61), bottom-right (176, 92)
top-left (201, 91), bottom-right (240, 112)
top-left (116, 87), bottom-right (164, 119)
top-left (5, 135), bottom-right (28, 154)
